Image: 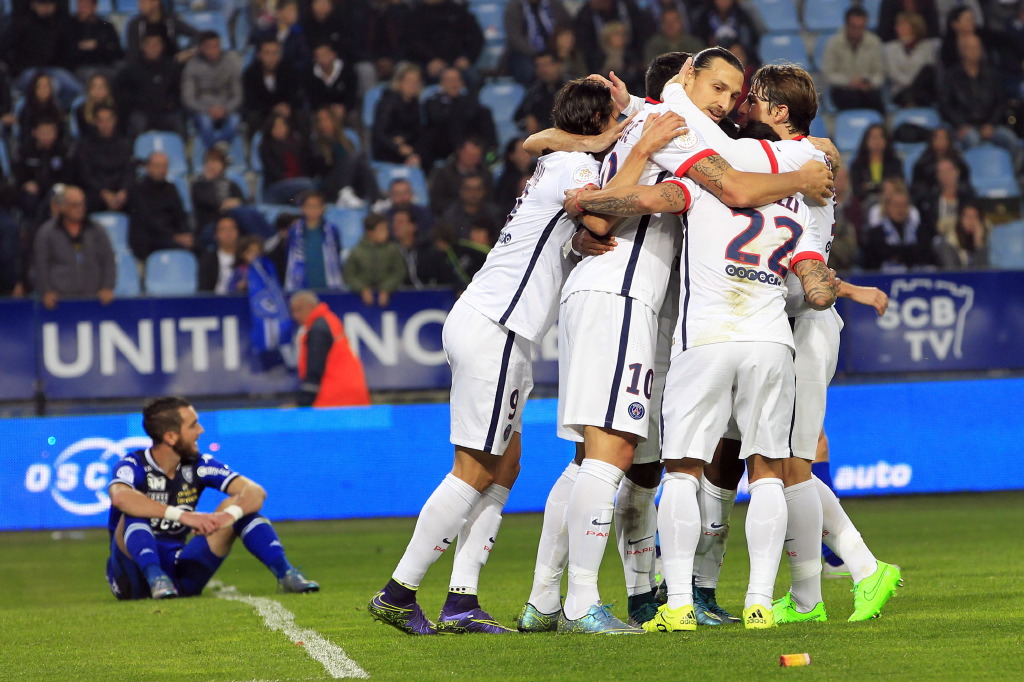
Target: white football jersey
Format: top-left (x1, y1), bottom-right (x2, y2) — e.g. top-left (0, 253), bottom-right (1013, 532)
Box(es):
top-left (673, 177), bottom-right (824, 353)
top-left (561, 101), bottom-right (716, 314)
top-left (459, 151), bottom-right (600, 344)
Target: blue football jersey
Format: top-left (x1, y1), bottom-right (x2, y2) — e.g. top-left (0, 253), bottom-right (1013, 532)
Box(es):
top-left (107, 449), bottom-right (240, 542)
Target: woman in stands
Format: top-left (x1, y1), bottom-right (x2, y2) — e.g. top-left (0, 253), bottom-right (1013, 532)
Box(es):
top-left (371, 61), bottom-right (424, 167)
top-left (934, 201), bottom-right (990, 269)
top-left (76, 73), bottom-right (118, 138)
top-left (910, 126), bottom-right (970, 203)
top-left (310, 107), bottom-right (379, 205)
top-left (259, 113), bottom-right (314, 205)
top-left (849, 123), bottom-right (903, 211)
top-left (17, 72), bottom-right (65, 145)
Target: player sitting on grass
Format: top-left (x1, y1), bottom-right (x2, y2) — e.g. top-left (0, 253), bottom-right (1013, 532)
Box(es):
top-left (106, 396), bottom-right (319, 600)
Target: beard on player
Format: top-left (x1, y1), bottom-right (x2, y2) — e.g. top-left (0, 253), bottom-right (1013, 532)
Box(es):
top-left (172, 436), bottom-right (201, 463)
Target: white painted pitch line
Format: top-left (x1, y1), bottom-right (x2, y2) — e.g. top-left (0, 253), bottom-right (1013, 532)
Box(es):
top-left (211, 581), bottom-right (369, 679)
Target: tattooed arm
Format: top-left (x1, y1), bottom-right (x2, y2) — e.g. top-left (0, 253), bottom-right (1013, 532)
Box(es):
top-left (568, 181), bottom-right (689, 232)
top-left (687, 153), bottom-right (833, 207)
top-left (793, 259), bottom-right (838, 311)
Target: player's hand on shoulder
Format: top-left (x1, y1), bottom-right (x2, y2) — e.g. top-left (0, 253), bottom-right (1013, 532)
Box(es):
top-left (797, 159), bottom-right (833, 204)
top-left (806, 136), bottom-right (842, 172)
top-left (637, 112), bottom-right (688, 155)
top-left (589, 113), bottom-right (635, 153)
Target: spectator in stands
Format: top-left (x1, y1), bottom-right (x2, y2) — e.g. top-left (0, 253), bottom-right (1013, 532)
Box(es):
top-left (74, 105), bottom-right (133, 214)
top-left (504, 0), bottom-right (572, 85)
top-left (127, 151), bottom-right (192, 260)
top-left (939, 33), bottom-right (1018, 153)
top-left (2, 0), bottom-right (62, 76)
top-left (428, 137), bottom-right (494, 213)
top-left (251, 0), bottom-right (311, 75)
top-left (307, 42), bottom-right (359, 116)
top-left (373, 178), bottom-right (434, 234)
top-left (692, 0), bottom-right (758, 55)
top-left (574, 0), bottom-right (651, 75)
top-left (390, 207), bottom-right (424, 288)
top-left (439, 174), bottom-right (503, 241)
top-left (58, 0), bottom-right (123, 81)
top-left (32, 185), bottom-right (115, 308)
top-left (182, 32), bottom-right (243, 152)
top-left (849, 124), bottom-right (904, 212)
top-left (404, 0), bottom-right (484, 84)
top-left (550, 25), bottom-right (588, 81)
top-left (494, 137), bottom-right (535, 211)
top-left (918, 157), bottom-right (976, 244)
top-left (0, 64), bottom-right (14, 133)
top-left (284, 191), bottom-right (344, 291)
top-left (344, 212), bottom-right (407, 307)
top-left (191, 146), bottom-right (246, 236)
top-left (0, 176), bottom-right (19, 296)
top-left (310, 106), bottom-right (378, 205)
top-left (15, 119), bottom-right (68, 220)
top-left (302, 0), bottom-right (347, 56)
top-left (226, 234), bottom-right (265, 293)
top-left (934, 201), bottom-right (989, 269)
top-left (289, 289), bottom-right (371, 407)
top-left (514, 52), bottom-right (564, 135)
top-left (599, 21), bottom-right (644, 95)
top-left (827, 167), bottom-right (860, 274)
top-left (243, 39), bottom-right (302, 137)
top-left (125, 0), bottom-right (197, 63)
top-left (452, 220), bottom-right (491, 280)
top-left (17, 72), bottom-right (65, 145)
top-left (198, 214), bottom-right (241, 293)
top-left (876, 0), bottom-right (940, 43)
top-left (371, 61), bottom-right (424, 166)
top-left (75, 73), bottom-right (117, 138)
top-left (416, 223), bottom-right (468, 289)
top-left (938, 5), bottom-right (988, 68)
top-left (883, 11), bottom-right (939, 108)
top-left (822, 6), bottom-right (886, 112)
top-left (862, 180), bottom-right (933, 270)
top-left (644, 7), bottom-right (705, 66)
top-left (421, 67), bottom-right (497, 170)
top-left (265, 212), bottom-right (301, 284)
top-left (116, 32), bottom-right (184, 136)
top-left (259, 113), bottom-right (315, 205)
top-left (366, 0), bottom-right (411, 82)
top-left (910, 126), bottom-right (971, 202)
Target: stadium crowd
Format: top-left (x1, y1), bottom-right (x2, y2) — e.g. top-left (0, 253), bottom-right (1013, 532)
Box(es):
top-left (1, 0), bottom-right (1023, 303)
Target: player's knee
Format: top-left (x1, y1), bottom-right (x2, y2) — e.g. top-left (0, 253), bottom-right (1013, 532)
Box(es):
top-left (625, 461), bottom-right (663, 488)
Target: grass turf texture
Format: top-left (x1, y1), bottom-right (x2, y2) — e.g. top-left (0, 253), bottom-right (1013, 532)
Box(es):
top-left (1, 491), bottom-right (1021, 680)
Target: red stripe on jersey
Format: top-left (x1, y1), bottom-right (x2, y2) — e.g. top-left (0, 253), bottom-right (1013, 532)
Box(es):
top-left (645, 96), bottom-right (661, 104)
top-left (793, 135), bottom-right (807, 141)
top-left (676, 148), bottom-right (716, 180)
top-left (759, 139), bottom-right (779, 173)
top-left (661, 179), bottom-right (692, 215)
top-left (792, 251), bottom-right (824, 264)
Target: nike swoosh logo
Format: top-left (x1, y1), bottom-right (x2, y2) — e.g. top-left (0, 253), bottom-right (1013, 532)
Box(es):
top-left (627, 535), bottom-right (653, 546)
top-left (785, 538), bottom-right (796, 542)
top-left (710, 522), bottom-right (726, 529)
top-left (591, 519), bottom-right (611, 526)
top-left (441, 538), bottom-right (452, 544)
top-left (488, 537), bottom-right (496, 543)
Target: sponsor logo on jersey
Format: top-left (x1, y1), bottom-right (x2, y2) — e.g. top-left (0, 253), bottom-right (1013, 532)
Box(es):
top-left (628, 402), bottom-right (645, 420)
top-left (724, 264), bottom-right (783, 286)
top-left (196, 465), bottom-right (231, 479)
top-left (833, 461), bottom-right (912, 492)
top-left (146, 473), bottom-right (166, 491)
top-left (877, 278), bottom-right (974, 362)
top-left (572, 164), bottom-right (599, 185)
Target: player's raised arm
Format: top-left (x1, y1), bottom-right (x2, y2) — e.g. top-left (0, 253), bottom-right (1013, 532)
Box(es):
top-left (523, 113), bottom-right (635, 157)
top-left (109, 482), bottom-right (220, 535)
top-left (569, 179), bottom-right (690, 219)
top-left (687, 154), bottom-right (832, 207)
top-left (793, 259), bottom-right (839, 311)
top-left (838, 279), bottom-right (889, 316)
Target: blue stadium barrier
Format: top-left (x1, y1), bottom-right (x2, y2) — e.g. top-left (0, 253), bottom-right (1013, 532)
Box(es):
top-left (144, 249), bottom-right (198, 296)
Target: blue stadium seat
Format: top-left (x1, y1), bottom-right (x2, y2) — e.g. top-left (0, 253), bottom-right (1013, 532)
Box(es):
top-left (173, 176), bottom-right (194, 214)
top-left (752, 0), bottom-right (800, 33)
top-left (362, 83), bottom-right (387, 128)
top-left (231, 6), bottom-right (251, 49)
top-left (862, 0), bottom-right (882, 29)
top-left (183, 11), bottom-right (231, 46)
top-left (68, 95), bottom-right (86, 138)
top-left (477, 42), bottom-right (506, 72)
top-left (833, 108), bottom-right (885, 155)
top-left (812, 32), bottom-right (831, 71)
top-left (802, 0), bottom-right (845, 33)
top-left (134, 131), bottom-right (189, 177)
top-left (891, 107), bottom-right (941, 132)
top-left (469, 1), bottom-right (505, 42)
top-left (496, 120), bottom-right (521, 152)
top-left (344, 127), bottom-right (362, 155)
top-left (114, 252), bottom-right (141, 297)
top-left (758, 32), bottom-right (810, 69)
top-left (254, 203), bottom-right (296, 228)
top-left (370, 162), bottom-right (429, 205)
top-left (92, 212), bottom-right (130, 254)
top-left (226, 170), bottom-right (251, 201)
top-left (191, 134), bottom-right (247, 174)
top-left (963, 145), bottom-right (1022, 199)
top-left (479, 81), bottom-right (525, 126)
top-left (900, 143), bottom-right (927, 182)
top-left (0, 140), bottom-right (9, 178)
top-left (249, 131), bottom-right (263, 172)
top-left (325, 206), bottom-right (369, 251)
top-left (809, 115), bottom-right (829, 139)
top-left (988, 220), bottom-right (1024, 269)
top-left (144, 249), bottom-right (198, 295)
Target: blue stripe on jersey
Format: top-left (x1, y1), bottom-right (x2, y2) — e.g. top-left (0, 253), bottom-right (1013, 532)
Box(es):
top-left (619, 171), bottom-right (669, 297)
top-left (499, 208), bottom-right (566, 326)
top-left (483, 330), bottom-right (517, 453)
top-left (603, 296), bottom-right (634, 428)
top-left (680, 212), bottom-right (690, 351)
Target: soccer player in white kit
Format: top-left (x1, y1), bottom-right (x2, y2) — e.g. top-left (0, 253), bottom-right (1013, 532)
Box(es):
top-left (367, 78), bottom-right (677, 636)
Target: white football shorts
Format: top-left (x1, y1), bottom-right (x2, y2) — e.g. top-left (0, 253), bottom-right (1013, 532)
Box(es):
top-left (791, 308), bottom-right (842, 460)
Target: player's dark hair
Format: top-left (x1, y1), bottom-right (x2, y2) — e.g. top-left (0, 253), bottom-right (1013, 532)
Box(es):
top-left (845, 5), bottom-right (869, 23)
top-left (737, 120), bottom-right (782, 142)
top-left (551, 78), bottom-right (613, 137)
top-left (644, 51), bottom-right (692, 100)
top-left (143, 397), bottom-right (192, 443)
top-left (693, 46), bottom-right (744, 75)
top-left (749, 63), bottom-right (818, 136)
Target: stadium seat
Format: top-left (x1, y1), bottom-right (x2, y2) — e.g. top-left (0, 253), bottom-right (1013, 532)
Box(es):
top-left (144, 249), bottom-right (198, 295)
top-left (833, 108), bottom-right (884, 155)
top-left (469, 2), bottom-right (505, 41)
top-left (92, 212), bottom-right (130, 254)
top-left (477, 42), bottom-right (506, 72)
top-left (183, 11), bottom-right (231, 46)
top-left (988, 220), bottom-right (1024, 269)
top-left (802, 0), bottom-right (845, 33)
top-left (134, 131), bottom-right (189, 177)
top-left (0, 139), bottom-right (9, 178)
top-left (900, 143), bottom-right (927, 182)
top-left (809, 115), bottom-right (829, 139)
top-left (752, 0), bottom-right (801, 33)
top-left (963, 145), bottom-right (1021, 199)
top-left (479, 81), bottom-right (525, 126)
top-left (362, 83), bottom-right (387, 128)
top-left (496, 120), bottom-right (522, 152)
top-left (114, 252), bottom-right (141, 297)
top-left (370, 162), bottom-right (429, 205)
top-left (758, 32), bottom-right (810, 69)
top-left (344, 127), bottom-right (362, 155)
top-left (231, 6), bottom-right (251, 49)
top-left (226, 170), bottom-right (251, 201)
top-left (249, 131), bottom-right (263, 172)
top-left (68, 95), bottom-right (86, 138)
top-left (891, 107), bottom-right (941, 133)
top-left (812, 32), bottom-right (831, 71)
top-left (254, 203), bottom-right (296, 228)
top-left (325, 206), bottom-right (369, 251)
top-left (192, 133), bottom-right (247, 174)
top-left (173, 176), bottom-right (194, 214)
top-left (862, 0), bottom-right (882, 29)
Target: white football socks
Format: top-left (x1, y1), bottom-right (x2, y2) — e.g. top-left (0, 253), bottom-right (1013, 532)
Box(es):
top-left (392, 473), bottom-right (480, 588)
top-left (449, 483), bottom-right (510, 595)
top-left (614, 476), bottom-right (659, 597)
top-left (783, 478), bottom-right (823, 611)
top-left (527, 461), bottom-right (578, 614)
top-left (693, 476), bottom-right (736, 589)
top-left (564, 458), bottom-right (624, 620)
top-left (744, 477), bottom-right (787, 610)
top-left (659, 472), bottom-right (701, 610)
top-left (814, 475), bottom-right (878, 583)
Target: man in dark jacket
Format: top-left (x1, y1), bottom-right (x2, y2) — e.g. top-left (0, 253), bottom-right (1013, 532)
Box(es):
top-left (421, 67), bottom-right (496, 169)
top-left (572, 0), bottom-right (652, 74)
top-left (124, 0), bottom-right (197, 62)
top-left (940, 33), bottom-right (1019, 153)
top-left (3, 0), bottom-right (63, 75)
top-left (73, 105), bottom-right (134, 213)
top-left (116, 32), bottom-right (184, 135)
top-left (58, 0), bottom-right (124, 78)
top-left (15, 118), bottom-right (68, 220)
top-left (242, 39), bottom-right (302, 135)
top-left (127, 152), bottom-right (192, 260)
top-left (513, 51), bottom-right (564, 134)
top-left (307, 42), bottom-right (359, 113)
top-left (404, 0), bottom-right (484, 82)
top-left (32, 185), bottom-right (116, 308)
top-left (197, 214), bottom-right (240, 293)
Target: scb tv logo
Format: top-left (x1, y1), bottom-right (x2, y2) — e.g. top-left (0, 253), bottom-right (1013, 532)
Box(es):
top-left (24, 437), bottom-right (150, 516)
top-left (877, 278), bottom-right (974, 362)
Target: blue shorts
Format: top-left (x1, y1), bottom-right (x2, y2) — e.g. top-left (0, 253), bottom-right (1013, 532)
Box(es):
top-left (106, 536), bottom-right (224, 600)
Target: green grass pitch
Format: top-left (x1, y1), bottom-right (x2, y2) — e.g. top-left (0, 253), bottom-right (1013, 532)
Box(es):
top-left (1, 491), bottom-right (1021, 680)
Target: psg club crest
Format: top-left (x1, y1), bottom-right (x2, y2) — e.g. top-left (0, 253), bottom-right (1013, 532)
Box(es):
top-left (628, 402), bottom-right (645, 420)
top-left (674, 129), bottom-right (701, 151)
